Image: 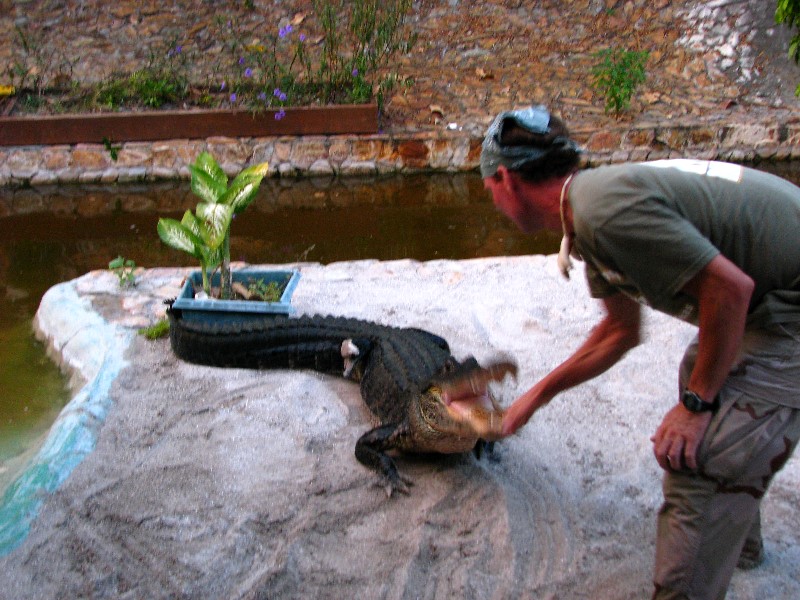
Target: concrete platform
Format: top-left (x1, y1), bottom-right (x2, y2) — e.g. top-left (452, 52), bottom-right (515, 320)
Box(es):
top-left (1, 257), bottom-right (798, 598)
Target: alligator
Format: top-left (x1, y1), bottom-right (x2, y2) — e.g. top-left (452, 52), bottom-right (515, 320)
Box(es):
top-left (166, 305), bottom-right (515, 495)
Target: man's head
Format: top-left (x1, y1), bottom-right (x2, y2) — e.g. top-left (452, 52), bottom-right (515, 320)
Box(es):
top-left (480, 106), bottom-right (581, 233)
top-left (479, 106), bottom-right (580, 182)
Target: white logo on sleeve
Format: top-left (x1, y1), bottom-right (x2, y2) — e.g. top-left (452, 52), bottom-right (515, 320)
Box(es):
top-left (643, 159), bottom-right (744, 183)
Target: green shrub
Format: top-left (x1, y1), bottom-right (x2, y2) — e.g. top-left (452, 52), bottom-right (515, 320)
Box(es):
top-left (590, 47), bottom-right (649, 115)
top-left (776, 0), bottom-right (800, 95)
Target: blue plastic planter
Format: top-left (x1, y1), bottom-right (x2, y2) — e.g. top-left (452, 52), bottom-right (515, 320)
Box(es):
top-left (172, 268), bottom-right (301, 323)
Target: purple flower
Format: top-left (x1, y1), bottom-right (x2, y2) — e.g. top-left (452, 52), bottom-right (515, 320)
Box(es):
top-left (279, 24), bottom-right (293, 38)
top-left (275, 108), bottom-right (286, 120)
top-left (352, 68), bottom-right (359, 77)
top-left (175, 45), bottom-right (182, 54)
top-left (273, 87), bottom-right (282, 97)
top-left (220, 81), bottom-right (226, 91)
top-left (230, 93), bottom-right (237, 103)
top-left (239, 57), bottom-right (245, 65)
top-left (299, 33), bottom-right (306, 42)
top-left (279, 92), bottom-right (287, 102)
top-left (258, 92), bottom-right (267, 101)
top-left (244, 67), bottom-right (253, 78)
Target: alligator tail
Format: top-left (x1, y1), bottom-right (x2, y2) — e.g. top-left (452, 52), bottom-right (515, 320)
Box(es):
top-left (167, 310), bottom-right (361, 375)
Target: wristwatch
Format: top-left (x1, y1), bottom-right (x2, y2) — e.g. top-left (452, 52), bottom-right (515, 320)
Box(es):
top-left (681, 389), bottom-right (719, 413)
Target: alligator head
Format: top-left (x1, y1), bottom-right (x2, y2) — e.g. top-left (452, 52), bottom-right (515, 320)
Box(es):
top-left (403, 359), bottom-right (517, 454)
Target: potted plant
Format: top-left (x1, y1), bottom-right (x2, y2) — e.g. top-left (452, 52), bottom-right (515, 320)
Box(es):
top-left (157, 152), bottom-right (300, 322)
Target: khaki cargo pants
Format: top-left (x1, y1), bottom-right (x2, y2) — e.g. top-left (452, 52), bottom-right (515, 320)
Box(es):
top-left (653, 323), bottom-right (800, 600)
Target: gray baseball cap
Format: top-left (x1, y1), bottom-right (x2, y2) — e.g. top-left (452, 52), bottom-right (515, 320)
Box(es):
top-left (479, 105), bottom-right (579, 178)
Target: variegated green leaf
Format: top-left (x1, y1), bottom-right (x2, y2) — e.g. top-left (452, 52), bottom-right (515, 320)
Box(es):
top-left (222, 176), bottom-right (262, 214)
top-left (232, 161), bottom-right (269, 182)
top-left (197, 202), bottom-right (234, 249)
top-left (183, 209), bottom-right (220, 247)
top-left (205, 244), bottom-right (224, 270)
top-left (157, 218), bottom-right (204, 259)
top-left (189, 165), bottom-right (226, 204)
top-left (180, 209), bottom-right (206, 238)
top-left (194, 152), bottom-right (228, 188)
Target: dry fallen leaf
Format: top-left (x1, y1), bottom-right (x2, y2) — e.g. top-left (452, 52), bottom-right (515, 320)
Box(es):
top-left (429, 104), bottom-right (445, 117)
top-left (291, 12), bottom-right (306, 26)
top-left (475, 67), bottom-right (494, 80)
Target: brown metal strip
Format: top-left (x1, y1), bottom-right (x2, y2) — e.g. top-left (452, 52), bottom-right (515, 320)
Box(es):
top-left (0, 105), bottom-right (378, 146)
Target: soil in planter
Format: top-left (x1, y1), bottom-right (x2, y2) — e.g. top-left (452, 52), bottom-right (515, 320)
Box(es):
top-left (193, 277), bottom-right (286, 302)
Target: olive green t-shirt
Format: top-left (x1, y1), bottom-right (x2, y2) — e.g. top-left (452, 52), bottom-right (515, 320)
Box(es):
top-left (569, 160), bottom-right (800, 326)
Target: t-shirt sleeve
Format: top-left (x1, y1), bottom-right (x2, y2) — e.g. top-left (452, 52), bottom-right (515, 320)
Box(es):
top-left (584, 260), bottom-right (618, 298)
top-left (592, 199), bottom-right (720, 309)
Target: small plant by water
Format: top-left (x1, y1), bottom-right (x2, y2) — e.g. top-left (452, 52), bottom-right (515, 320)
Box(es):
top-left (93, 37), bottom-right (191, 111)
top-left (108, 256), bottom-right (137, 288)
top-left (157, 152), bottom-right (268, 300)
top-left (590, 47), bottom-right (649, 115)
top-left (102, 137), bottom-right (121, 161)
top-left (6, 25), bottom-right (77, 107)
top-left (138, 319), bottom-right (170, 340)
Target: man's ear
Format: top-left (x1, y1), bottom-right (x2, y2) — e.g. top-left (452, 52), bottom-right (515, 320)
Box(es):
top-left (496, 165), bottom-right (518, 194)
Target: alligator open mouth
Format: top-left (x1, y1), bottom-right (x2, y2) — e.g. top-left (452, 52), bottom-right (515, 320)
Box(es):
top-left (438, 360), bottom-right (517, 440)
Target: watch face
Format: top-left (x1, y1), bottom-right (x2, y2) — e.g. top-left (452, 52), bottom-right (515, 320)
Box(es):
top-left (682, 391), bottom-right (713, 413)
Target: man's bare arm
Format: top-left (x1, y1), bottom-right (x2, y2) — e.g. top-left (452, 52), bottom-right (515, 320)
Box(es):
top-left (502, 292), bottom-right (642, 435)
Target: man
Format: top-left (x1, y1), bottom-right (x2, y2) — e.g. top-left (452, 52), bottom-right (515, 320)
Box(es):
top-left (473, 106), bottom-right (800, 599)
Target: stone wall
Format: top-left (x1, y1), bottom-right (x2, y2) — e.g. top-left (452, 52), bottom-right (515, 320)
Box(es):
top-left (1, 116), bottom-right (799, 188)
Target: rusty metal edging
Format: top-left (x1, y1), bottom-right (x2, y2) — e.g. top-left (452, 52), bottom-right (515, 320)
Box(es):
top-left (0, 104), bottom-right (378, 146)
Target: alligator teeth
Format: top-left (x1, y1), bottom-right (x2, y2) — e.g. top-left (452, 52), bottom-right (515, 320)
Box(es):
top-left (444, 400), bottom-right (506, 441)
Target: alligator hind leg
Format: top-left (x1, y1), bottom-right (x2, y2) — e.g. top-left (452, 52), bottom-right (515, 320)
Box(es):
top-left (355, 424), bottom-right (414, 497)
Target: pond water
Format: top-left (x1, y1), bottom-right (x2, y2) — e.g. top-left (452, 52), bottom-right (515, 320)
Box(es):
top-left (1, 162), bottom-right (798, 490)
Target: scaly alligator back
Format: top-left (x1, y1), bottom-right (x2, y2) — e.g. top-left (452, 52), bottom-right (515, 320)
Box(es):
top-left (167, 310), bottom-right (452, 425)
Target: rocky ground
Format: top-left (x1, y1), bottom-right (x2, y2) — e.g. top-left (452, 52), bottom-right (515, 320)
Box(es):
top-left (1, 258), bottom-right (798, 599)
top-left (2, 0), bottom-right (799, 135)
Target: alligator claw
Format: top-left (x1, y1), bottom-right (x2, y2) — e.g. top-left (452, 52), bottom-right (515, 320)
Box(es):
top-left (379, 473), bottom-right (414, 498)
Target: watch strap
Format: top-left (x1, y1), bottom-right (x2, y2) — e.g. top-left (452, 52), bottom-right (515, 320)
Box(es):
top-left (681, 389), bottom-right (719, 413)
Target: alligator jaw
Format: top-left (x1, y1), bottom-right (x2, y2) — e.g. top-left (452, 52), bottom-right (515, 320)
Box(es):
top-left (437, 359), bottom-right (517, 401)
top-left (437, 359), bottom-right (517, 441)
top-left (444, 400), bottom-right (505, 440)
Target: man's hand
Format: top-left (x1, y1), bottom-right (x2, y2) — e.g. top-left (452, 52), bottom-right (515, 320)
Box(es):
top-left (651, 404), bottom-right (713, 471)
top-left (500, 394), bottom-right (545, 436)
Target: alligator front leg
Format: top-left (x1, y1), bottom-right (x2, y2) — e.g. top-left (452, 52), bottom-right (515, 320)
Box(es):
top-left (355, 423), bottom-right (414, 497)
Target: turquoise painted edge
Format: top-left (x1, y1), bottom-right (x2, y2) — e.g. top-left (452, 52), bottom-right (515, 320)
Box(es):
top-left (0, 280), bottom-right (131, 556)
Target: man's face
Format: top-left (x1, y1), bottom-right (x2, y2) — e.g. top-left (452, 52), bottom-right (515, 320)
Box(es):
top-left (483, 171), bottom-right (550, 234)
